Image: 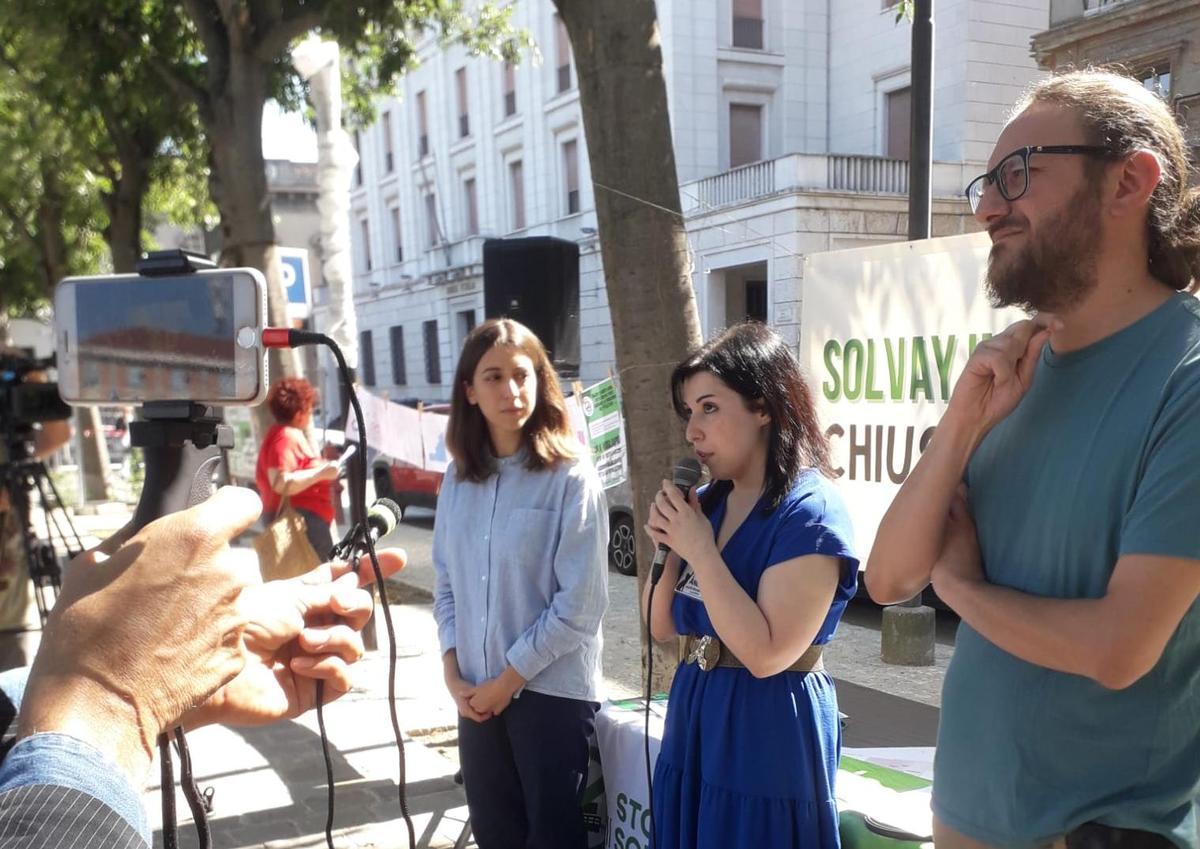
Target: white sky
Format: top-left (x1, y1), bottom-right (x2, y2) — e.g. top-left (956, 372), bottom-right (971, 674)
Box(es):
top-left (261, 100), bottom-right (318, 163)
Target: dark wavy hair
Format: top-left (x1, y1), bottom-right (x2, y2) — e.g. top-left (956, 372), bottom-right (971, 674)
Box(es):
top-left (267, 376), bottom-right (318, 425)
top-left (1020, 69), bottom-right (1199, 292)
top-left (671, 321), bottom-right (832, 512)
top-left (447, 318), bottom-right (578, 482)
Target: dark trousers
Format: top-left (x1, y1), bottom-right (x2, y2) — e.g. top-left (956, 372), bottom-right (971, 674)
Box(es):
top-left (457, 690), bottom-right (596, 849)
top-left (1066, 824), bottom-right (1176, 849)
top-left (294, 507), bottom-right (333, 560)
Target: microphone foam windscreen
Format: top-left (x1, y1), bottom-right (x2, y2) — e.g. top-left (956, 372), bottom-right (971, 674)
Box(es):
top-left (370, 497), bottom-right (403, 535)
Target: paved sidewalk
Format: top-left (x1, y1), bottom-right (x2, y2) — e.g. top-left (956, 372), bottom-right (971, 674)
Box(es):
top-left (146, 586), bottom-right (477, 849)
top-left (4, 498), bottom-right (950, 848)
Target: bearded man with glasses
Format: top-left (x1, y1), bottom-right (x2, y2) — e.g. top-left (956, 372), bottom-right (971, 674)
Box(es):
top-left (868, 69), bottom-right (1200, 849)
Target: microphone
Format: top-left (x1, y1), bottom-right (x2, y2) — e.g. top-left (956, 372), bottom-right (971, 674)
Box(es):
top-left (650, 457), bottom-right (704, 585)
top-left (335, 496), bottom-right (402, 559)
top-left (365, 497), bottom-right (402, 545)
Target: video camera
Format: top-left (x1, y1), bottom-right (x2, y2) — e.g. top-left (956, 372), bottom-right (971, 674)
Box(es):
top-left (0, 352), bottom-right (72, 456)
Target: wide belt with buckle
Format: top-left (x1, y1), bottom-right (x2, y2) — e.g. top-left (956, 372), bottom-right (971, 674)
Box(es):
top-left (681, 634), bottom-right (824, 674)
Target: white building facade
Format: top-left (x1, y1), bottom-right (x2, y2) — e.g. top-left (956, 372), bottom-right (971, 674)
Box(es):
top-left (321, 0), bottom-right (1051, 403)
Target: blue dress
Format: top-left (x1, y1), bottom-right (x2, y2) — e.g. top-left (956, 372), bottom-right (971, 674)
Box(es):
top-left (653, 471), bottom-right (859, 849)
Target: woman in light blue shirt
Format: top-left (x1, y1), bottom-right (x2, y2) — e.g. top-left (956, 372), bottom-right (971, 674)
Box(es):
top-left (433, 318), bottom-right (608, 849)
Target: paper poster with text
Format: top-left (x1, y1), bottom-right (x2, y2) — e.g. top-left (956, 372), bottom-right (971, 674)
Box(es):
top-left (801, 233), bottom-right (1025, 560)
top-left (580, 378), bottom-right (628, 488)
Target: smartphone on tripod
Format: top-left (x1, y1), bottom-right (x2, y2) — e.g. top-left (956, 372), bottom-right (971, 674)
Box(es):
top-left (54, 268), bottom-right (267, 406)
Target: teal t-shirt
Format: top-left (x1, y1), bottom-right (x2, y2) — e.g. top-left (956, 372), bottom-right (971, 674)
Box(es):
top-left (935, 293), bottom-right (1200, 849)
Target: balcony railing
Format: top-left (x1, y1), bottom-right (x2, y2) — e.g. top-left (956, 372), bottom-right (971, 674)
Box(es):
top-left (694, 160), bottom-right (776, 208)
top-left (680, 153), bottom-right (976, 215)
top-left (828, 154), bottom-right (908, 194)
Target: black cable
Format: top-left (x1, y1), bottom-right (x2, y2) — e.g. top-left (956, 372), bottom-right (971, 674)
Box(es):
top-left (175, 728), bottom-right (211, 849)
top-left (315, 333), bottom-right (417, 849)
top-left (316, 681), bottom-right (336, 849)
top-left (644, 579), bottom-right (658, 849)
top-left (160, 734), bottom-right (177, 849)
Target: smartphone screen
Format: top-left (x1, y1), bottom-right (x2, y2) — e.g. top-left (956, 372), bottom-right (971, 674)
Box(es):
top-left (55, 269), bottom-right (266, 405)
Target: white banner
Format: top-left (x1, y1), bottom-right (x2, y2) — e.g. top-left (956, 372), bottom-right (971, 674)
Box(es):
top-left (801, 233), bottom-right (1025, 559)
top-left (345, 387), bottom-right (449, 471)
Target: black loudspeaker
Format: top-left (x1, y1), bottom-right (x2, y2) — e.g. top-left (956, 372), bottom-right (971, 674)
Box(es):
top-left (483, 237), bottom-right (580, 375)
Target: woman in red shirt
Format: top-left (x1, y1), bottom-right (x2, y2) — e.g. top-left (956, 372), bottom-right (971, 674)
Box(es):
top-left (255, 377), bottom-right (339, 558)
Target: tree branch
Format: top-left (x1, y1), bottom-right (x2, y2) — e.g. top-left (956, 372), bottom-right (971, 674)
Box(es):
top-left (182, 0), bottom-right (229, 101)
top-left (253, 9), bottom-right (324, 63)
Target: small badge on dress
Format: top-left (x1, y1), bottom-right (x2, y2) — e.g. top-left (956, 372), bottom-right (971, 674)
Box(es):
top-left (674, 566), bottom-right (704, 602)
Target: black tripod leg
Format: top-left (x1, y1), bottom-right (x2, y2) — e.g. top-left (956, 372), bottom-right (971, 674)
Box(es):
top-left (4, 477), bottom-right (49, 627)
top-left (35, 462), bottom-right (86, 555)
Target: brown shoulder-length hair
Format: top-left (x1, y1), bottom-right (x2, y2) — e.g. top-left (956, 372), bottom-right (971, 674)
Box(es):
top-left (447, 318), bottom-right (578, 482)
top-left (671, 321), bottom-right (833, 512)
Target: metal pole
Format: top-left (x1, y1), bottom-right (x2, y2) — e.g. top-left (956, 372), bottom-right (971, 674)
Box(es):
top-left (883, 0), bottom-right (938, 662)
top-left (907, 0), bottom-right (934, 241)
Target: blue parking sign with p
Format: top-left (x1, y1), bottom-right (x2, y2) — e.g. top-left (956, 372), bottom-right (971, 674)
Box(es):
top-left (278, 248), bottom-right (310, 318)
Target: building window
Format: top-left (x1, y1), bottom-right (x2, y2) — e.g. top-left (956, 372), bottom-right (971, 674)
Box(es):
top-left (360, 330), bottom-right (376, 387)
top-left (455, 309), bottom-right (476, 352)
top-left (464, 177), bottom-right (479, 236)
top-left (353, 130), bottom-right (363, 186)
top-left (390, 206), bottom-right (404, 263)
top-left (425, 192), bottom-right (440, 247)
top-left (885, 86), bottom-right (912, 160)
top-left (729, 103), bottom-right (763, 168)
top-left (456, 68), bottom-right (470, 138)
top-left (563, 139), bottom-right (580, 215)
top-left (416, 91), bottom-right (429, 158)
top-left (555, 14), bottom-right (572, 93)
top-left (503, 62), bottom-right (517, 117)
top-left (1140, 65), bottom-right (1171, 100)
top-left (732, 0), bottom-right (764, 49)
top-left (745, 280), bottom-right (767, 322)
top-left (382, 110), bottom-right (394, 173)
top-left (509, 159), bottom-right (526, 230)
top-left (389, 325), bottom-right (406, 386)
top-left (360, 218), bottom-right (373, 271)
top-left (423, 320), bottom-right (441, 384)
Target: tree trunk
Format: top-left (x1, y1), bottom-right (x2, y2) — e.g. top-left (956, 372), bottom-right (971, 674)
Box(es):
top-left (205, 51), bottom-right (299, 438)
top-left (74, 406), bottom-right (112, 503)
top-left (33, 168), bottom-right (70, 299)
top-left (105, 146), bottom-right (147, 274)
top-left (35, 167), bottom-right (114, 502)
top-left (554, 0), bottom-right (703, 692)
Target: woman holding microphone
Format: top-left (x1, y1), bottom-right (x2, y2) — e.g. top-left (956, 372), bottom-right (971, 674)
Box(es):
top-left (643, 321), bottom-right (858, 849)
top-left (433, 318), bottom-right (608, 849)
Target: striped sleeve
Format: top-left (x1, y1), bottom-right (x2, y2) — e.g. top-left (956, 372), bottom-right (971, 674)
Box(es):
top-left (0, 784), bottom-right (146, 849)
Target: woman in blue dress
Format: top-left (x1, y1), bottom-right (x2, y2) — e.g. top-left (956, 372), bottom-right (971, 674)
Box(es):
top-left (643, 321), bottom-right (858, 849)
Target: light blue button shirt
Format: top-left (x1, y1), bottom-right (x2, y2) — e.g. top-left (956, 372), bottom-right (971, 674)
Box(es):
top-left (433, 451), bottom-right (609, 701)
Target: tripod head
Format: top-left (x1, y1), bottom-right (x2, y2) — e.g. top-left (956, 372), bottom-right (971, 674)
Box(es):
top-left (128, 401), bottom-right (233, 533)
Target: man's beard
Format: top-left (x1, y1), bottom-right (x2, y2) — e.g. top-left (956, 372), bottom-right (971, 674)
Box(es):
top-left (985, 187), bottom-right (1101, 313)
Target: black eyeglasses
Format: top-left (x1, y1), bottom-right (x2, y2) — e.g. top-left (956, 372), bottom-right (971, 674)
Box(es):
top-left (964, 145), bottom-right (1115, 213)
